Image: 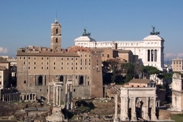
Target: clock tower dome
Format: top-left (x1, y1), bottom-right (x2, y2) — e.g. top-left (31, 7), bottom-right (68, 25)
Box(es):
top-left (51, 18), bottom-right (61, 51)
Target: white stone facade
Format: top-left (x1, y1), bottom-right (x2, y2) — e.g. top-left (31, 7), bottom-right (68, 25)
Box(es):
top-left (75, 29), bottom-right (164, 70)
top-left (171, 73), bottom-right (183, 111)
top-left (119, 87), bottom-right (157, 121)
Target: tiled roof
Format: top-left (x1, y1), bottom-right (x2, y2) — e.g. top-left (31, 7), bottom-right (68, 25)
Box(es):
top-left (129, 78), bottom-right (151, 84)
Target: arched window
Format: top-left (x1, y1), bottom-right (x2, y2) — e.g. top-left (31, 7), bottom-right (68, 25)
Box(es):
top-left (79, 76), bottom-right (84, 85)
top-left (56, 28), bottom-right (58, 34)
top-left (56, 38), bottom-right (58, 43)
top-left (38, 76), bottom-right (43, 86)
top-left (60, 76), bottom-right (63, 82)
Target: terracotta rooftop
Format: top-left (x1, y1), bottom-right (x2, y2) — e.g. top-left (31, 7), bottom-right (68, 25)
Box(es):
top-left (68, 46), bottom-right (91, 52)
top-left (129, 78), bottom-right (151, 84)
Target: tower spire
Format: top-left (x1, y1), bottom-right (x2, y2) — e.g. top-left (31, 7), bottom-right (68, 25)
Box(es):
top-left (55, 12), bottom-right (58, 22)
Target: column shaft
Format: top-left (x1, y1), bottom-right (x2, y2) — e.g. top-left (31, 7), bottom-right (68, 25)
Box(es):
top-left (131, 97), bottom-right (136, 121)
top-left (47, 85), bottom-right (50, 104)
top-left (53, 86), bottom-right (55, 106)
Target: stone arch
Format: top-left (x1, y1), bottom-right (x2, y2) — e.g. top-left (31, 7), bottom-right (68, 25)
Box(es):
top-left (56, 38), bottom-right (58, 43)
top-left (136, 98), bottom-right (143, 120)
top-left (60, 75), bottom-right (64, 82)
top-left (56, 28), bottom-right (58, 34)
top-left (38, 76), bottom-right (43, 86)
top-left (79, 76), bottom-right (84, 85)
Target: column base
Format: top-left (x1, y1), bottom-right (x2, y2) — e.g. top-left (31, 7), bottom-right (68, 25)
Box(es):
top-left (113, 118), bottom-right (119, 122)
top-left (144, 114), bottom-right (150, 121)
top-left (121, 117), bottom-right (129, 121)
top-left (131, 116), bottom-right (137, 121)
top-left (151, 115), bottom-right (157, 120)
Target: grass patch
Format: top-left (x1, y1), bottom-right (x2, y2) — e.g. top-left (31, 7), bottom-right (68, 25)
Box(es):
top-left (171, 114), bottom-right (183, 122)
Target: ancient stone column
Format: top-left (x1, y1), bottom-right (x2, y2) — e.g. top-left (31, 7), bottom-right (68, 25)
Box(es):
top-left (151, 97), bottom-right (157, 120)
top-left (66, 84), bottom-right (69, 110)
top-left (70, 85), bottom-right (73, 110)
top-left (59, 87), bottom-right (61, 106)
top-left (47, 85), bottom-right (50, 104)
top-left (113, 94), bottom-right (118, 122)
top-left (131, 97), bottom-right (136, 121)
top-left (29, 94), bottom-right (31, 101)
top-left (120, 97), bottom-right (129, 121)
top-left (56, 86), bottom-right (58, 105)
top-left (53, 86), bottom-right (55, 106)
top-left (144, 97), bottom-right (150, 120)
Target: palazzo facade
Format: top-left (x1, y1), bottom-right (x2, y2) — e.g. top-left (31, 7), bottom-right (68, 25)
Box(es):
top-left (74, 28), bottom-right (165, 70)
top-left (16, 19), bottom-right (103, 101)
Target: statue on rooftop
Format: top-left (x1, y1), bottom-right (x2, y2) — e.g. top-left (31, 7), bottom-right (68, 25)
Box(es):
top-left (82, 28), bottom-right (91, 36)
top-left (150, 26), bottom-right (160, 35)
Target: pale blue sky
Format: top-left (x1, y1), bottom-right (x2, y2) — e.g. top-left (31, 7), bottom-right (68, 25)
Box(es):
top-left (0, 0), bottom-right (183, 61)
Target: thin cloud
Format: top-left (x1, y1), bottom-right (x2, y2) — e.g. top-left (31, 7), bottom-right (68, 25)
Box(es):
top-left (165, 53), bottom-right (183, 60)
top-left (0, 47), bottom-right (8, 54)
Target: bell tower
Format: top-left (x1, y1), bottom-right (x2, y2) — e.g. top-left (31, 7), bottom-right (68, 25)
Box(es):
top-left (51, 18), bottom-right (61, 51)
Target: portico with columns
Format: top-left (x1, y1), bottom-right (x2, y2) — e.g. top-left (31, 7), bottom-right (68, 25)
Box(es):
top-left (47, 80), bottom-right (63, 106)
